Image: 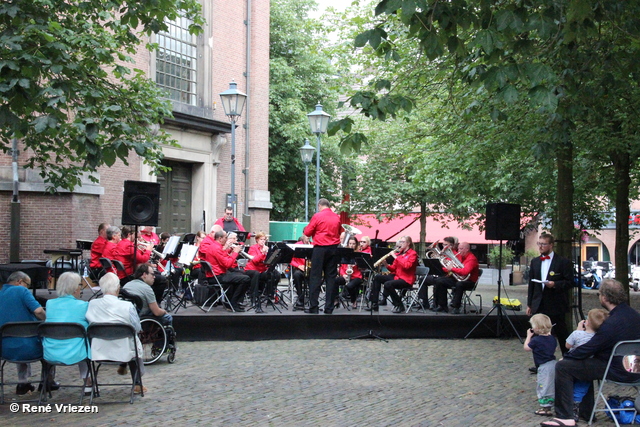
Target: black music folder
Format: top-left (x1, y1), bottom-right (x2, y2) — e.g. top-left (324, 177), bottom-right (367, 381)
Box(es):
top-left (422, 258), bottom-right (446, 276)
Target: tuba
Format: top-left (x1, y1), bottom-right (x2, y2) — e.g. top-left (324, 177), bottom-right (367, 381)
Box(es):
top-left (426, 244), bottom-right (470, 281)
top-left (341, 224), bottom-right (362, 247)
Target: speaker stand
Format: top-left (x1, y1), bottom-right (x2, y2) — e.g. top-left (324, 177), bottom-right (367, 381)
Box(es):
top-left (464, 242), bottom-right (522, 341)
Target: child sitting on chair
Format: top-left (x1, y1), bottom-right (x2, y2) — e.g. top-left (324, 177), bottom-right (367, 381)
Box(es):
top-left (525, 313), bottom-right (557, 417)
top-left (565, 308), bottom-right (609, 422)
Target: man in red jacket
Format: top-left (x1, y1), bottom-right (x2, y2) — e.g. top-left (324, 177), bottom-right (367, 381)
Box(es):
top-left (303, 198), bottom-right (341, 314)
top-left (214, 206), bottom-right (246, 233)
top-left (432, 242), bottom-right (479, 314)
top-left (367, 236), bottom-right (418, 313)
top-left (89, 222), bottom-right (109, 278)
top-left (198, 229), bottom-right (250, 312)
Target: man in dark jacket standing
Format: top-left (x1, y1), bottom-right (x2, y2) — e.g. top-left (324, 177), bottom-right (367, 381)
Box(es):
top-left (527, 232), bottom-right (574, 353)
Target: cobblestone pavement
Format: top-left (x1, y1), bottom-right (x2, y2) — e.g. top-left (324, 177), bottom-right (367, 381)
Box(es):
top-left (0, 337), bottom-right (629, 426)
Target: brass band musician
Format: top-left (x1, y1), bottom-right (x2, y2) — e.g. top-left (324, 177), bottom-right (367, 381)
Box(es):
top-left (291, 235), bottom-right (311, 310)
top-left (244, 232), bottom-right (279, 313)
top-left (431, 241), bottom-right (479, 314)
top-left (418, 236), bottom-right (458, 306)
top-left (335, 236), bottom-right (363, 309)
top-left (367, 236), bottom-right (418, 313)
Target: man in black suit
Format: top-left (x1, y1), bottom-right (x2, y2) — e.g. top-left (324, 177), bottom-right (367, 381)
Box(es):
top-left (527, 232), bottom-right (574, 354)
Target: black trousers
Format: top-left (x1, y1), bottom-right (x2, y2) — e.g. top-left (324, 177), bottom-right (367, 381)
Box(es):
top-left (308, 245), bottom-right (339, 311)
top-left (292, 269), bottom-right (306, 303)
top-left (216, 271), bottom-right (250, 307)
top-left (450, 280), bottom-right (475, 309)
top-left (371, 274), bottom-right (410, 306)
top-left (335, 276), bottom-right (363, 304)
top-left (433, 275), bottom-right (457, 309)
top-left (245, 269), bottom-right (278, 303)
top-left (554, 358), bottom-right (602, 420)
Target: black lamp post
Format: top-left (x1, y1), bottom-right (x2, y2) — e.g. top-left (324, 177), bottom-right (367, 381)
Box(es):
top-left (306, 103), bottom-right (330, 211)
top-left (219, 81), bottom-right (247, 216)
top-left (299, 139), bottom-right (315, 221)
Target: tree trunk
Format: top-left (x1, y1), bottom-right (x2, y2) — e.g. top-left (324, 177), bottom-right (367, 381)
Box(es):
top-left (419, 201), bottom-right (427, 258)
top-left (613, 152), bottom-right (631, 291)
top-left (554, 136), bottom-right (574, 259)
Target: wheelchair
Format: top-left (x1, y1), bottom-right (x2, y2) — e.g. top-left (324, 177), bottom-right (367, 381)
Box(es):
top-left (119, 289), bottom-right (177, 365)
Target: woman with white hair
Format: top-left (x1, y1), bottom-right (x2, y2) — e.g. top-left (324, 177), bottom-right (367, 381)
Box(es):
top-left (43, 271), bottom-right (91, 386)
top-left (86, 273), bottom-right (146, 393)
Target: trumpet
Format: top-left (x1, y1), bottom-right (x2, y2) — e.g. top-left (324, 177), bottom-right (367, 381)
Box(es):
top-left (231, 243), bottom-right (255, 260)
top-left (138, 239), bottom-right (164, 259)
top-left (373, 246), bottom-right (399, 269)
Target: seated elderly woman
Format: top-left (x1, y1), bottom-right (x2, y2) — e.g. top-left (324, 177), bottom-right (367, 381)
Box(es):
top-left (86, 272), bottom-right (146, 394)
top-left (43, 271), bottom-right (91, 391)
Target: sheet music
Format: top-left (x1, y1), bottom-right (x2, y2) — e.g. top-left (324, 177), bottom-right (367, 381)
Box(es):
top-left (178, 244), bottom-right (198, 265)
top-left (286, 244), bottom-right (313, 250)
top-left (163, 235), bottom-right (180, 256)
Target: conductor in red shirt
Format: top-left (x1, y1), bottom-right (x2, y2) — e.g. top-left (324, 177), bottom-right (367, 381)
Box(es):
top-left (303, 198), bottom-right (342, 314)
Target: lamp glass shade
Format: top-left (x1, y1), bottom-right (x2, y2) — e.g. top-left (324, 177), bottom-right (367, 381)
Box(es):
top-left (307, 103), bottom-right (331, 134)
top-left (219, 81), bottom-right (247, 117)
top-left (299, 140), bottom-right (315, 164)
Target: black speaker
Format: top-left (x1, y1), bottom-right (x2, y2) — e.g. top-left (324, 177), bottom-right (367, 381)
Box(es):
top-left (122, 180), bottom-right (161, 226)
top-left (485, 203), bottom-right (521, 241)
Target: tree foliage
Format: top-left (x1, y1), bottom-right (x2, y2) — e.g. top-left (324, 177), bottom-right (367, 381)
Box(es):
top-left (268, 0), bottom-right (344, 221)
top-left (329, 0), bottom-right (640, 283)
top-left (0, 0), bottom-right (203, 190)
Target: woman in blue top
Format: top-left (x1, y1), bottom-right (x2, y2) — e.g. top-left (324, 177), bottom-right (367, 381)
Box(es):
top-left (44, 272), bottom-right (90, 384)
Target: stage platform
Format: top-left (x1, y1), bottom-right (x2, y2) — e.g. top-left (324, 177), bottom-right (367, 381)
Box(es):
top-left (35, 285), bottom-right (531, 342)
top-left (168, 300), bottom-right (530, 341)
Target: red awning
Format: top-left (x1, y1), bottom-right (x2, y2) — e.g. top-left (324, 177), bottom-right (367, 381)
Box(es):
top-left (350, 213), bottom-right (496, 244)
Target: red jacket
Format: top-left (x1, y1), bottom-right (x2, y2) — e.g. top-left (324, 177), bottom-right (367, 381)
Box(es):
top-left (199, 236), bottom-right (238, 276)
top-left (101, 241), bottom-right (117, 261)
top-left (339, 261), bottom-right (362, 280)
top-left (244, 244), bottom-right (268, 273)
top-left (387, 248), bottom-right (418, 284)
top-left (444, 251), bottom-right (480, 282)
top-left (114, 239), bottom-right (150, 278)
top-left (303, 208), bottom-right (341, 246)
top-left (90, 236), bottom-right (108, 268)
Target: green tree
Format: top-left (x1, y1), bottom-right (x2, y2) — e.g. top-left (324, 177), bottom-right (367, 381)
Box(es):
top-left (0, 0), bottom-right (204, 191)
top-left (269, 0), bottom-right (342, 221)
top-left (339, 0), bottom-right (640, 287)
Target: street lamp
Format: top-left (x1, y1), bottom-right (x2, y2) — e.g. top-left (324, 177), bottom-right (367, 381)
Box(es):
top-left (307, 103), bottom-right (331, 211)
top-left (219, 80), bottom-right (247, 217)
top-left (299, 139), bottom-right (315, 222)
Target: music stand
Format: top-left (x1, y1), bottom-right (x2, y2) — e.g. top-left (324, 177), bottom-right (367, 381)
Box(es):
top-left (350, 251), bottom-right (387, 342)
top-left (334, 248), bottom-right (356, 311)
top-left (253, 242), bottom-right (293, 312)
top-left (234, 231), bottom-right (250, 243)
top-left (287, 245), bottom-right (312, 310)
top-left (422, 259), bottom-right (446, 277)
top-left (464, 242), bottom-right (522, 341)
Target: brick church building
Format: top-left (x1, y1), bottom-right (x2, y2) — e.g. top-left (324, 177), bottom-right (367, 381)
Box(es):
top-left (0, 1), bottom-right (272, 262)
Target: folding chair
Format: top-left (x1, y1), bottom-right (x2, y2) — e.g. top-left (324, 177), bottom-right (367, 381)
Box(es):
top-left (37, 322), bottom-right (95, 404)
top-left (100, 257), bottom-right (116, 274)
top-left (0, 321), bottom-right (45, 404)
top-left (462, 269), bottom-right (483, 314)
top-left (405, 266), bottom-right (430, 313)
top-left (87, 323), bottom-right (143, 404)
top-left (589, 339), bottom-right (640, 426)
top-left (199, 262), bottom-right (234, 312)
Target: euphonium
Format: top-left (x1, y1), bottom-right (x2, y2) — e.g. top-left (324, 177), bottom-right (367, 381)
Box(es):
top-left (426, 245), bottom-right (469, 281)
